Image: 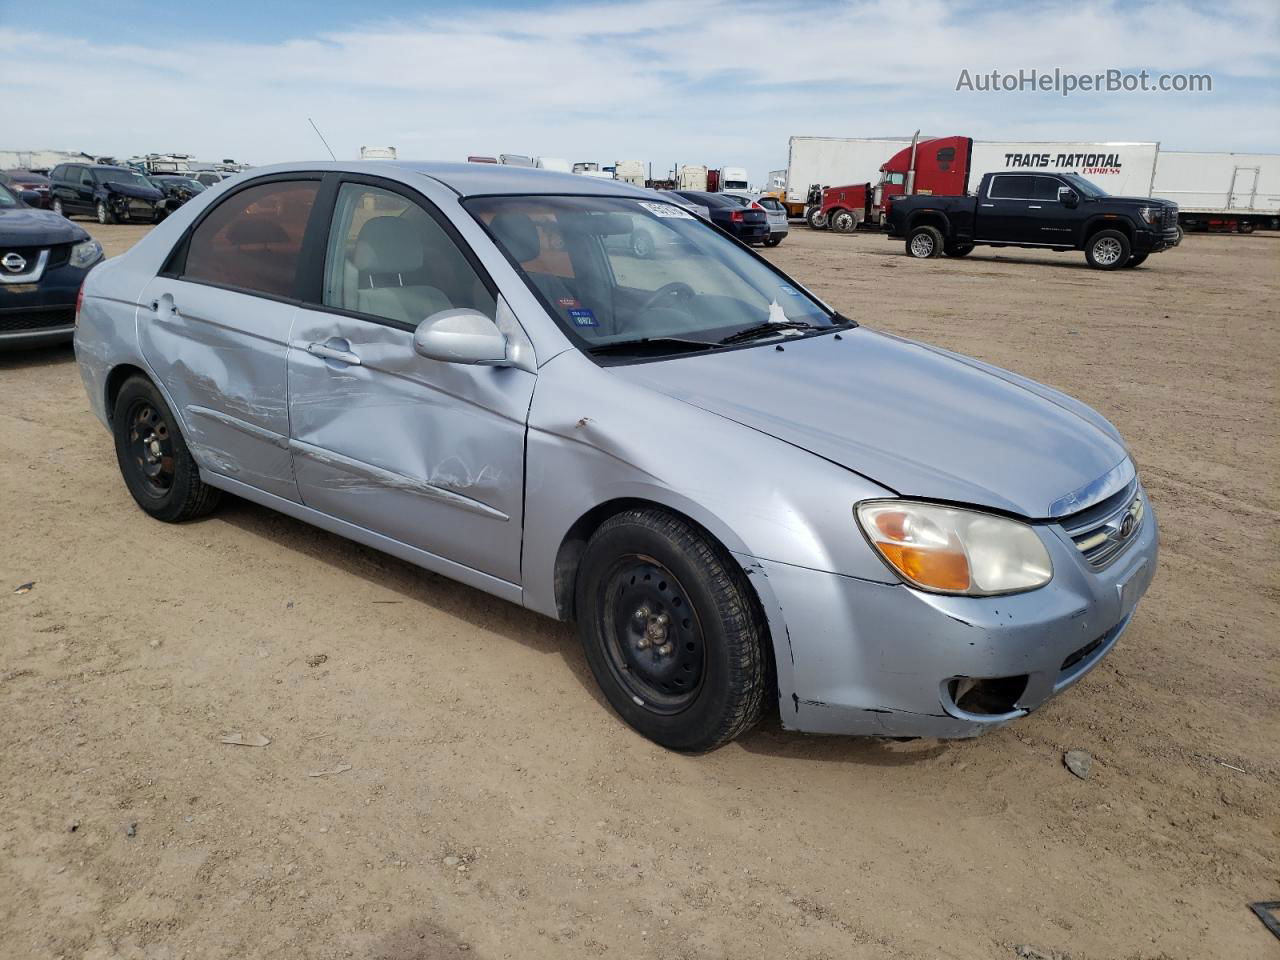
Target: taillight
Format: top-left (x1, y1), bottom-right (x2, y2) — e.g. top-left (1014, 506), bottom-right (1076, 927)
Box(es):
top-left (730, 210), bottom-right (744, 222)
top-left (74, 282), bottom-right (86, 325)
top-left (750, 201), bottom-right (764, 210)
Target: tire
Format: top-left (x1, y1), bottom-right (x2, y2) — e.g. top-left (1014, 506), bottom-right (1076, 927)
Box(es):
top-left (52, 198), bottom-right (66, 218)
top-left (906, 225), bottom-right (943, 259)
top-left (1084, 229), bottom-right (1130, 269)
top-left (112, 376), bottom-right (221, 523)
top-left (632, 228), bottom-right (655, 259)
top-left (805, 206), bottom-right (827, 230)
top-left (1122, 252), bottom-right (1149, 268)
top-left (1174, 225), bottom-right (1184, 245)
top-left (96, 200), bottom-right (116, 225)
top-left (1239, 220), bottom-right (1255, 234)
top-left (763, 235), bottom-right (783, 247)
top-left (574, 508), bottom-right (768, 753)
top-left (944, 244), bottom-right (974, 258)
top-left (829, 209), bottom-right (857, 233)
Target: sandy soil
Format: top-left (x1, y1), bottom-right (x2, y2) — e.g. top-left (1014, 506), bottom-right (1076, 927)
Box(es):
top-left (2, 222), bottom-right (1277, 960)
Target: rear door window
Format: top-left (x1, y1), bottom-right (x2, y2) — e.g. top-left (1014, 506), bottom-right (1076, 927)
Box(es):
top-left (988, 175), bottom-right (1035, 200)
top-left (181, 180), bottom-right (319, 299)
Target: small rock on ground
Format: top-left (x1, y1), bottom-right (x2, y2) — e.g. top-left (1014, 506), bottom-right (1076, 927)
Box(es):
top-left (1063, 751), bottom-right (1093, 780)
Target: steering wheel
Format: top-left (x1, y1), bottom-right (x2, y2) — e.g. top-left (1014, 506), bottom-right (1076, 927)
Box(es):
top-left (639, 281), bottom-right (696, 314)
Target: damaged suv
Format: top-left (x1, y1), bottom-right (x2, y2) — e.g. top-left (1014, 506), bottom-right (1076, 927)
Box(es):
top-left (74, 162), bottom-right (1158, 752)
top-left (50, 163), bottom-right (165, 224)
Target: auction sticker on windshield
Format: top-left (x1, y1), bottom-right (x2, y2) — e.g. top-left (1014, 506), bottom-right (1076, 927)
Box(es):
top-left (568, 308), bottom-right (599, 328)
top-left (637, 201), bottom-right (693, 219)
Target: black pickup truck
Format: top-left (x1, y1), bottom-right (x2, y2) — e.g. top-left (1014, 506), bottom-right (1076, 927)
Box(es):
top-left (886, 171), bottom-right (1180, 269)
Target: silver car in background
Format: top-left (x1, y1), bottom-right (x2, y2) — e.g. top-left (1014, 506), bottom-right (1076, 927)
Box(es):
top-left (74, 162), bottom-right (1157, 752)
top-left (724, 192), bottom-right (789, 247)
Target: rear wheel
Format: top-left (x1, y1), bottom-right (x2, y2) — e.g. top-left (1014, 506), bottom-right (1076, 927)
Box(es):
top-left (1239, 220), bottom-right (1255, 234)
top-left (1122, 252), bottom-right (1149, 268)
top-left (762, 235), bottom-right (783, 247)
top-left (575, 509), bottom-right (768, 753)
top-left (632, 228), bottom-right (655, 259)
top-left (805, 206), bottom-right (827, 230)
top-left (112, 376), bottom-right (221, 523)
top-left (1084, 229), bottom-right (1130, 269)
top-left (906, 225), bottom-right (943, 259)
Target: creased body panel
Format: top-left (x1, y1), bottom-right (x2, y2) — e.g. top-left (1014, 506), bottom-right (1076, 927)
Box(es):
top-left (137, 277), bottom-right (299, 501)
top-left (286, 307), bottom-right (533, 584)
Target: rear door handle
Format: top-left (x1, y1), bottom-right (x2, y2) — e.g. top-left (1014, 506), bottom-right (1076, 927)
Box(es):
top-left (980, 203), bottom-right (995, 208)
top-left (307, 341), bottom-right (362, 365)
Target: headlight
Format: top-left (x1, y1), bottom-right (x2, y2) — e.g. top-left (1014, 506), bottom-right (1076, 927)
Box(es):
top-left (855, 500), bottom-right (1052, 596)
top-left (70, 239), bottom-right (103, 270)
top-left (1138, 206), bottom-right (1160, 225)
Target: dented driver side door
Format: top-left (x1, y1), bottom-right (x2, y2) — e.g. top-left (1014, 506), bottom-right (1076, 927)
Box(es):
top-left (284, 177), bottom-right (533, 585)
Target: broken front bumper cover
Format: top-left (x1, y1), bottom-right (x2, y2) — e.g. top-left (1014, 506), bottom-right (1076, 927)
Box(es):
top-left (749, 496), bottom-right (1158, 738)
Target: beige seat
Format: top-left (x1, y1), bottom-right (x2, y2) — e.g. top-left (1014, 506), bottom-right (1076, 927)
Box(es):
top-left (351, 216), bottom-right (451, 324)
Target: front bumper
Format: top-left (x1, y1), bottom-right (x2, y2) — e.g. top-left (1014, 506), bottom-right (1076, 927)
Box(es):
top-left (752, 493), bottom-right (1159, 737)
top-left (107, 194), bottom-right (162, 222)
top-left (0, 261), bottom-right (89, 349)
top-left (1133, 225), bottom-right (1180, 254)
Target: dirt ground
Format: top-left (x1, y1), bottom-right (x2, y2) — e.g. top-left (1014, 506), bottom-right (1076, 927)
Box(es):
top-left (2, 222), bottom-right (1277, 960)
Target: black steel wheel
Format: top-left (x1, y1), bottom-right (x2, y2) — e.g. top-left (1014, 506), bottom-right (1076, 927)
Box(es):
top-left (575, 508), bottom-right (768, 752)
top-left (112, 376), bottom-right (221, 522)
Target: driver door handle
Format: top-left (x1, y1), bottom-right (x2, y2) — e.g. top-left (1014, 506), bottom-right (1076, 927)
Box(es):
top-left (307, 341), bottom-right (362, 365)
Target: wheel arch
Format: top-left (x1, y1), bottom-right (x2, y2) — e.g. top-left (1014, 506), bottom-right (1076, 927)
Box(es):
top-left (1083, 216), bottom-right (1134, 242)
top-left (907, 210), bottom-right (950, 235)
top-left (104, 363), bottom-right (152, 426)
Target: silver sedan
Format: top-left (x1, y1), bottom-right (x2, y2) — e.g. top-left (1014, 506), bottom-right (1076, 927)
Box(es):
top-left (74, 162), bottom-right (1157, 752)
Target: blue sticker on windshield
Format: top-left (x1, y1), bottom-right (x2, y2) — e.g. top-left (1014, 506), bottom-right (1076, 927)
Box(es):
top-left (568, 308), bottom-right (598, 328)
top-left (778, 284), bottom-right (801, 295)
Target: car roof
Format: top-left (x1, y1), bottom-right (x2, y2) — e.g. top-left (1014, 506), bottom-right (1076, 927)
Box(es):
top-left (229, 161), bottom-right (653, 200)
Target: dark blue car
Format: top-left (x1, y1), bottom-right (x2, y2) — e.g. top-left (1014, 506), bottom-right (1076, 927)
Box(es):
top-left (0, 182), bottom-right (103, 348)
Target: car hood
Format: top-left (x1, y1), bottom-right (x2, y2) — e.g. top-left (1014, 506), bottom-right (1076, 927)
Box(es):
top-left (102, 181), bottom-right (164, 201)
top-left (0, 205), bottom-right (89, 246)
top-left (1096, 195), bottom-right (1174, 208)
top-left (611, 327), bottom-right (1130, 519)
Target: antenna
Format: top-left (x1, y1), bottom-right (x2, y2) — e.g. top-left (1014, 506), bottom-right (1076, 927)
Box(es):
top-left (307, 117), bottom-right (337, 161)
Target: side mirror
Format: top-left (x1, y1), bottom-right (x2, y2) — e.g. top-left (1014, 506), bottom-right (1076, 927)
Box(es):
top-left (18, 190), bottom-right (42, 206)
top-left (1058, 187), bottom-right (1079, 208)
top-left (413, 309), bottom-right (509, 366)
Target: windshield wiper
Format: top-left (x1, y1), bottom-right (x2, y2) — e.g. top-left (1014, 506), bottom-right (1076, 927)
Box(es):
top-left (587, 336), bottom-right (718, 356)
top-left (718, 320), bottom-right (816, 345)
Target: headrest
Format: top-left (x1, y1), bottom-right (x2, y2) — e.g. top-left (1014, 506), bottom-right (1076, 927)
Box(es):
top-left (489, 213), bottom-right (541, 263)
top-left (354, 216), bottom-right (424, 274)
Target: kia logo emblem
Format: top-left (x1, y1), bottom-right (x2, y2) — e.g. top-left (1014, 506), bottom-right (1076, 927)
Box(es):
top-left (0, 252), bottom-right (26, 273)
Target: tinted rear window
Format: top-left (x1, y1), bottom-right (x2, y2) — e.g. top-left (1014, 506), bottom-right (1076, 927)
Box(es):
top-left (988, 175), bottom-right (1036, 199)
top-left (182, 180), bottom-right (318, 299)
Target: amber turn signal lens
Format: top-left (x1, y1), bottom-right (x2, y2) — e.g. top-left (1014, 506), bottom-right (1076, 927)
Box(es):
top-left (876, 541), bottom-right (971, 592)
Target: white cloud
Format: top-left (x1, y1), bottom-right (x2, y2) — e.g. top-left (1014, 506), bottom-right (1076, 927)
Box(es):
top-left (2, 0), bottom-right (1277, 181)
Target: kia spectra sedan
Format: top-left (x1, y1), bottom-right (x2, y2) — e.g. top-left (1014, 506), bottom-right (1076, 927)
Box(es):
top-left (74, 162), bottom-right (1158, 752)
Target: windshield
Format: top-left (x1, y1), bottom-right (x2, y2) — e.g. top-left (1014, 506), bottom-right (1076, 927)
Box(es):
top-left (0, 183), bottom-right (16, 207)
top-left (94, 168), bottom-right (152, 189)
top-left (1060, 173), bottom-right (1108, 198)
top-left (466, 195), bottom-right (839, 353)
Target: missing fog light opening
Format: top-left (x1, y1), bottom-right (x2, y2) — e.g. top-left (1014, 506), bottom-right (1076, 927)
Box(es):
top-left (949, 675), bottom-right (1028, 716)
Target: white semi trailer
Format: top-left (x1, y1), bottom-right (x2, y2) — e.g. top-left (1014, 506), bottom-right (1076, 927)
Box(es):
top-left (1152, 152), bottom-right (1280, 232)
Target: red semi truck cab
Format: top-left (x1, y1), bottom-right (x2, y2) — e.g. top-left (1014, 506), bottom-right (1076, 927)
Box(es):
top-left (816, 135), bottom-right (974, 232)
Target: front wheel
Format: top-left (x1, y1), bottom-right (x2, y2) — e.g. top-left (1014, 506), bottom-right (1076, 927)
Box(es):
top-left (575, 509), bottom-right (768, 753)
top-left (829, 209), bottom-right (857, 233)
top-left (805, 206), bottom-right (827, 230)
top-left (52, 198), bottom-right (66, 217)
top-left (906, 224), bottom-right (944, 259)
top-left (1084, 229), bottom-right (1131, 269)
top-left (1122, 252), bottom-right (1149, 268)
top-left (632, 228), bottom-right (656, 259)
top-left (96, 200), bottom-right (116, 225)
top-left (112, 376), bottom-right (222, 523)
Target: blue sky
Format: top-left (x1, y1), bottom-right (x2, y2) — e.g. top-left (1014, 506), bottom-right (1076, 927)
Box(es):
top-left (4, 0), bottom-right (1277, 181)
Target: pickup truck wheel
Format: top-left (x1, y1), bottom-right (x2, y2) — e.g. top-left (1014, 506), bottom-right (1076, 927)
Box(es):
top-left (112, 376), bottom-right (222, 523)
top-left (906, 225), bottom-right (943, 259)
top-left (1174, 225), bottom-right (1185, 245)
top-left (830, 209), bottom-right (856, 233)
top-left (805, 206), bottom-right (827, 230)
top-left (575, 508), bottom-right (767, 753)
top-left (944, 244), bottom-right (974, 258)
top-left (1085, 229), bottom-right (1130, 269)
top-left (1122, 253), bottom-right (1149, 268)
